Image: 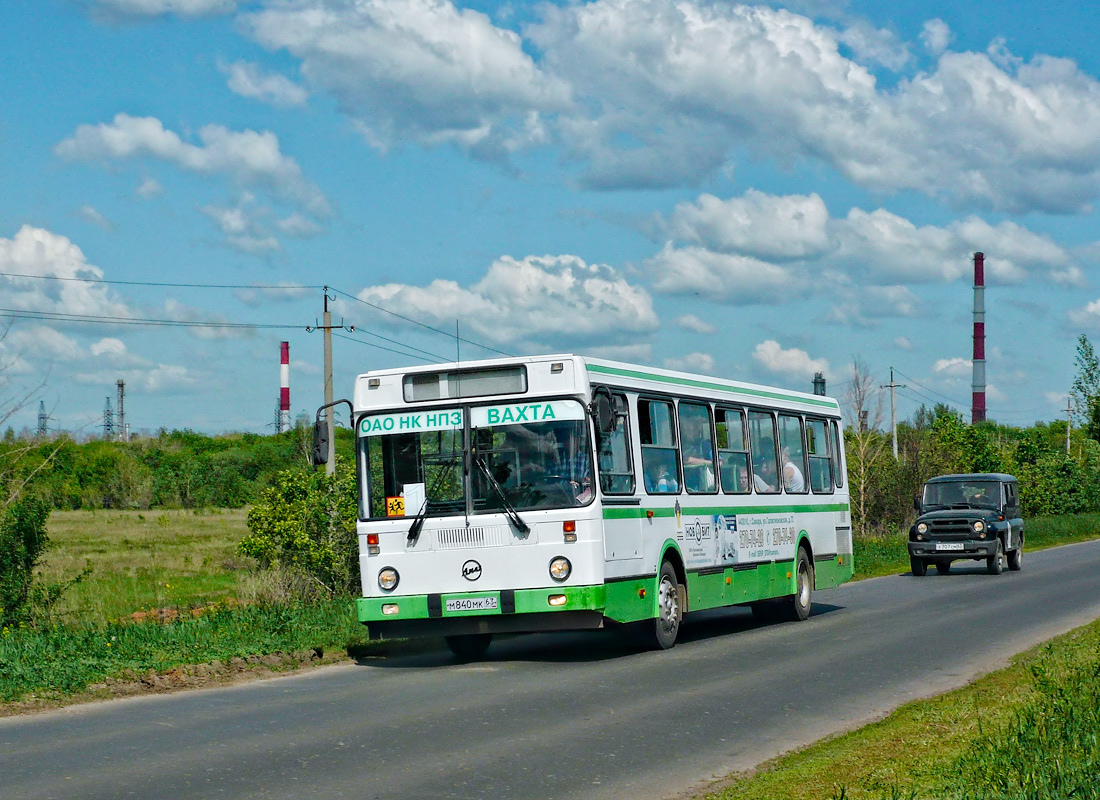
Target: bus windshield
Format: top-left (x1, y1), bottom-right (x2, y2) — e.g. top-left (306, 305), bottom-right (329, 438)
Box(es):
top-left (361, 399), bottom-right (593, 519)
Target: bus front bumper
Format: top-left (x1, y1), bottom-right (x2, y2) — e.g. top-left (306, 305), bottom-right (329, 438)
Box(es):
top-left (358, 584), bottom-right (607, 640)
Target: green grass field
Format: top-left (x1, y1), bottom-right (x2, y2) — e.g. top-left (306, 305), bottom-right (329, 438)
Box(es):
top-left (36, 508), bottom-right (254, 625)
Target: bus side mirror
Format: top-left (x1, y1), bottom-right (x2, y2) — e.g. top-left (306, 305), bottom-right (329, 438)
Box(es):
top-left (913, 495), bottom-right (920, 511)
top-left (591, 391), bottom-right (615, 434)
top-left (312, 420), bottom-right (330, 467)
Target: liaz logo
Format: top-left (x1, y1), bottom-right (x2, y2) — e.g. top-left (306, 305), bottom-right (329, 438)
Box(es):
top-left (462, 560), bottom-right (482, 581)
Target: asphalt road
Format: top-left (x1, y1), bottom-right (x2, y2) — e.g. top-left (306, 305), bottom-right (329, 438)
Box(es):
top-left (4, 540), bottom-right (1100, 800)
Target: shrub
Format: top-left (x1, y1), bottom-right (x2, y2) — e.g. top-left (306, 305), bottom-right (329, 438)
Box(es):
top-left (0, 495), bottom-right (51, 626)
top-left (238, 463), bottom-right (358, 597)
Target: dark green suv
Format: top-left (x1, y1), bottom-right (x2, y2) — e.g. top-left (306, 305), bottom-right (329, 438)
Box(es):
top-left (908, 473), bottom-right (1024, 576)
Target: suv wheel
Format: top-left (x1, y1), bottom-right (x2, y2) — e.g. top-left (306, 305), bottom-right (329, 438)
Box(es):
top-left (910, 556), bottom-right (927, 577)
top-left (987, 539), bottom-right (1004, 575)
top-left (1007, 537), bottom-right (1023, 571)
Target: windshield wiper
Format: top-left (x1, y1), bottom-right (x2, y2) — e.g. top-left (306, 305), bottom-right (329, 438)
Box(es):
top-left (407, 498), bottom-right (429, 544)
top-left (474, 454), bottom-right (530, 536)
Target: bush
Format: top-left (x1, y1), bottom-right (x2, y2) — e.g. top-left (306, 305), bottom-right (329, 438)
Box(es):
top-left (238, 464), bottom-right (358, 597)
top-left (0, 495), bottom-right (51, 626)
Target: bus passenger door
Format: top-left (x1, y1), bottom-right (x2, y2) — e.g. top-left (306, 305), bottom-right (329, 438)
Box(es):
top-left (596, 390), bottom-right (642, 561)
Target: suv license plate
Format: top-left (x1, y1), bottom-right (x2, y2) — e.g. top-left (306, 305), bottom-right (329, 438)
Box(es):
top-left (446, 596), bottom-right (498, 612)
top-left (936, 542), bottom-right (964, 551)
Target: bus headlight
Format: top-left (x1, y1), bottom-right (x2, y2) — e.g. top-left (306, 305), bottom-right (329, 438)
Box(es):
top-left (378, 568), bottom-right (399, 591)
top-left (972, 520), bottom-right (985, 533)
top-left (549, 557), bottom-right (572, 582)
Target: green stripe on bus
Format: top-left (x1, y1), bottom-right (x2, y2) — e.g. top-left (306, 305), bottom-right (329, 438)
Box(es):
top-left (586, 363), bottom-right (839, 409)
top-left (603, 502), bottom-right (850, 519)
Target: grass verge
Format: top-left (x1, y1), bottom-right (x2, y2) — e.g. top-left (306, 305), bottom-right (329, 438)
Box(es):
top-left (701, 616), bottom-right (1100, 800)
top-left (0, 598), bottom-right (368, 711)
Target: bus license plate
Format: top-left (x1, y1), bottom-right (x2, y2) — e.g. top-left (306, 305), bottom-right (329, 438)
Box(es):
top-left (446, 596), bottom-right (498, 612)
top-left (936, 542), bottom-right (964, 551)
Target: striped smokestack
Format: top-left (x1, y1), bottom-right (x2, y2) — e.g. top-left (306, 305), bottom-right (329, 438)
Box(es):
top-left (280, 341), bottom-right (291, 433)
top-left (972, 252), bottom-right (986, 424)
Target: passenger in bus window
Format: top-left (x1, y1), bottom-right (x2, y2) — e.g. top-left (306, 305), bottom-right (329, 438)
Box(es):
top-left (781, 446), bottom-right (805, 492)
top-left (644, 462), bottom-right (678, 493)
top-left (753, 461), bottom-right (776, 492)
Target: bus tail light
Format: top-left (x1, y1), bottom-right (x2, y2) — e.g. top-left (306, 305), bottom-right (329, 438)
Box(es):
top-left (548, 595), bottom-right (567, 606)
top-left (367, 533), bottom-right (380, 555)
top-left (563, 521), bottom-right (577, 542)
top-left (382, 604), bottom-right (400, 615)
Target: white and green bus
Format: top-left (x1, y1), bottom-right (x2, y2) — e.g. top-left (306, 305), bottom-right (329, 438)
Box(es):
top-left (316, 354), bottom-right (853, 659)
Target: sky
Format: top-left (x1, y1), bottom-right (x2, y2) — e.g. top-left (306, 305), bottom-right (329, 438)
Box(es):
top-left (2, 0), bottom-right (1099, 436)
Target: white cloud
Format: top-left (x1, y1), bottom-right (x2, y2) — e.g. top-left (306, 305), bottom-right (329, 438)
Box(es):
top-left (201, 201), bottom-right (281, 255)
top-left (675, 314), bottom-right (717, 335)
top-left (752, 340), bottom-right (831, 380)
top-left (664, 352), bottom-right (716, 374)
top-left (895, 336), bottom-right (914, 351)
top-left (647, 243), bottom-right (797, 302)
top-left (222, 61), bottom-right (308, 108)
top-left (92, 0), bottom-right (236, 18)
top-left (354, 254), bottom-right (657, 350)
top-left (826, 284), bottom-right (922, 326)
top-left (56, 114), bottom-right (330, 217)
top-left (277, 214), bottom-right (323, 238)
top-left (76, 205), bottom-right (114, 230)
top-left (0, 225), bottom-right (134, 319)
top-left (835, 21), bottom-right (910, 70)
top-left (136, 177), bottom-right (163, 198)
top-left (920, 19), bottom-right (952, 56)
top-left (527, 1), bottom-right (1100, 211)
top-left (91, 337), bottom-right (152, 368)
top-left (654, 189), bottom-right (1081, 297)
top-left (663, 191), bottom-right (832, 260)
top-left (7, 326), bottom-right (83, 362)
top-left (1068, 298), bottom-right (1100, 331)
top-left (243, 0), bottom-right (571, 156)
top-left (933, 357), bottom-right (972, 377)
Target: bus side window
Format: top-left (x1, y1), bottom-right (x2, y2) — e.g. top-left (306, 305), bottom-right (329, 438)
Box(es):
top-left (831, 419), bottom-right (846, 488)
top-left (747, 410), bottom-right (779, 494)
top-left (639, 398), bottom-right (680, 494)
top-left (716, 407), bottom-right (751, 494)
top-left (597, 392), bottom-right (635, 495)
top-left (778, 414), bottom-right (807, 494)
top-left (806, 417), bottom-right (834, 494)
top-left (679, 401), bottom-right (716, 494)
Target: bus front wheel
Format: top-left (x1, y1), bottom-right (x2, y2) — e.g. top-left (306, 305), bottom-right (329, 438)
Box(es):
top-left (651, 560), bottom-right (683, 650)
top-left (445, 633), bottom-right (492, 661)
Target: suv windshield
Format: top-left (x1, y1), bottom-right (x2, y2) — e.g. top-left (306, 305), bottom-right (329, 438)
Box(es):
top-left (922, 480), bottom-right (1001, 511)
top-left (360, 399), bottom-right (593, 519)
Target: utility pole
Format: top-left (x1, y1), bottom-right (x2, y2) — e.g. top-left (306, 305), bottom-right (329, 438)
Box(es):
top-left (308, 288), bottom-right (354, 476)
top-left (1066, 397), bottom-right (1073, 454)
top-left (881, 368), bottom-right (906, 459)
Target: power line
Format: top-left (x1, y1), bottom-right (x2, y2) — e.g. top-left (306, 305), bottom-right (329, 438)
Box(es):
top-left (333, 332), bottom-right (441, 363)
top-left (0, 308), bottom-right (302, 330)
top-left (327, 285), bottom-right (512, 358)
top-left (0, 271), bottom-right (321, 291)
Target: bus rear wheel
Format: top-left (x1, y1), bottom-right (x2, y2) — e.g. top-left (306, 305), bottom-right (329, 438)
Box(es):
top-left (445, 633), bottom-right (492, 661)
top-left (651, 560), bottom-right (683, 650)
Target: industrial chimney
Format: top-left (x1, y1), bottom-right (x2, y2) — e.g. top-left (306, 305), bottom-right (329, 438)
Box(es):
top-left (279, 341), bottom-right (291, 433)
top-left (972, 252), bottom-right (986, 424)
